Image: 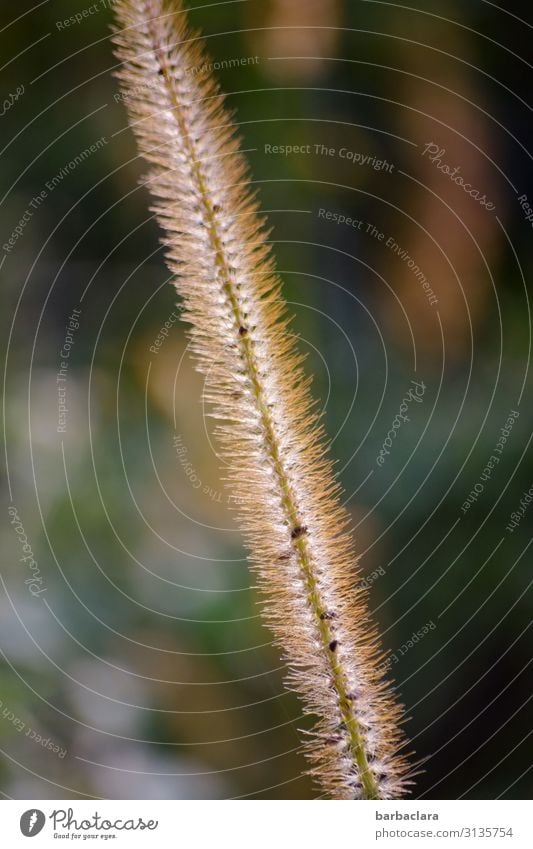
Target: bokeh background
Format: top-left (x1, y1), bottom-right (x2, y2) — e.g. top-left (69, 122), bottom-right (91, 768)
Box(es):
top-left (1, 0), bottom-right (532, 799)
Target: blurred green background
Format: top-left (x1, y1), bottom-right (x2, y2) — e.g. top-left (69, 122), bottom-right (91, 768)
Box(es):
top-left (1, 0), bottom-right (531, 799)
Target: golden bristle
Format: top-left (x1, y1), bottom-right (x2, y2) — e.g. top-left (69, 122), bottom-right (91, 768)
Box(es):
top-left (112, 0), bottom-right (413, 799)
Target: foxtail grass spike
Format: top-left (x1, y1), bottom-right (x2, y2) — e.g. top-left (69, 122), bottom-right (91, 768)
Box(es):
top-left (113, 0), bottom-right (412, 799)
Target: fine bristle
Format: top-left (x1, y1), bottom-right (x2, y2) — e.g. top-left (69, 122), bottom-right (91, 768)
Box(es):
top-left (113, 0), bottom-right (413, 799)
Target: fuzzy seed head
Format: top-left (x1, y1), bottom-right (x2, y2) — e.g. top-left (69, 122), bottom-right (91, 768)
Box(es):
top-left (113, 0), bottom-right (413, 799)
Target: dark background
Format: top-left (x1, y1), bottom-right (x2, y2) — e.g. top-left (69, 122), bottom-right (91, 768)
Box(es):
top-left (1, 0), bottom-right (531, 799)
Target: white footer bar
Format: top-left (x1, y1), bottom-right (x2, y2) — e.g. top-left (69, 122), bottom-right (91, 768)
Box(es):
top-left (1, 799), bottom-right (530, 848)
